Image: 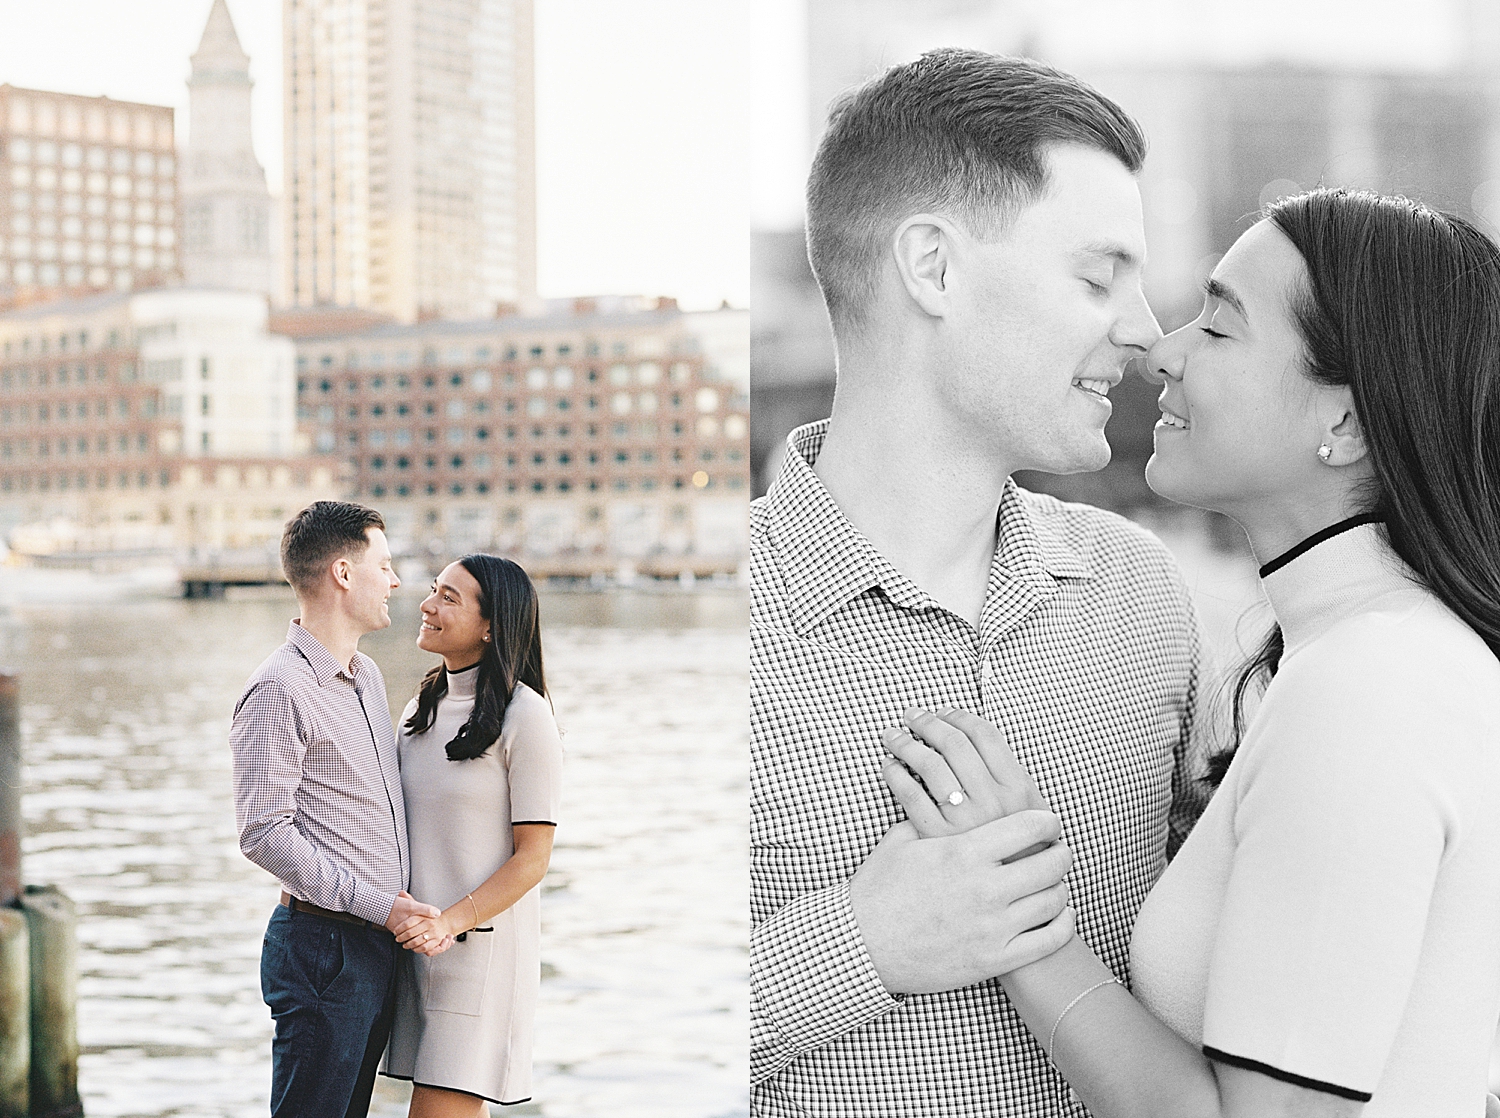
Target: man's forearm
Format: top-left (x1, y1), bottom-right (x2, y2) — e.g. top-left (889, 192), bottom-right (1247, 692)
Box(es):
top-left (240, 814), bottom-right (397, 926)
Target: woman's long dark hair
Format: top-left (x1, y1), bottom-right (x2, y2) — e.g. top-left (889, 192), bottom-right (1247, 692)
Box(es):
top-left (1214, 188), bottom-right (1500, 785)
top-left (403, 554), bottom-right (547, 761)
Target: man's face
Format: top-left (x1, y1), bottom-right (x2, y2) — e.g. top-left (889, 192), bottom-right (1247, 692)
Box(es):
top-left (343, 527), bottom-right (400, 634)
top-left (937, 143), bottom-right (1159, 475)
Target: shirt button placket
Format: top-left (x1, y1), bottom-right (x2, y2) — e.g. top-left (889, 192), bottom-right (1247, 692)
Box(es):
top-left (979, 656), bottom-right (999, 699)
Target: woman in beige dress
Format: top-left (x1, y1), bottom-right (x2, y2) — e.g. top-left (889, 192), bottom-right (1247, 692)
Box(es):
top-left (381, 554), bottom-right (563, 1117)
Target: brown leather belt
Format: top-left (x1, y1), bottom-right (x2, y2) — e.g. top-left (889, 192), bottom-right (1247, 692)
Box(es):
top-left (280, 890), bottom-right (377, 929)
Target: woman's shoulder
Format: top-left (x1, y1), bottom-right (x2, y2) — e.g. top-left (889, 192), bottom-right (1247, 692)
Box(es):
top-left (1300, 588), bottom-right (1500, 692)
top-left (395, 695), bottom-right (420, 736)
top-left (504, 682), bottom-right (557, 726)
top-left (1254, 595), bottom-right (1500, 776)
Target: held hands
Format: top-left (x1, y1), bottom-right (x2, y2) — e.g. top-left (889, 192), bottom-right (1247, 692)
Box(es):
top-left (385, 891), bottom-right (457, 956)
top-left (849, 813), bottom-right (1075, 993)
top-left (883, 708), bottom-right (1051, 854)
top-left (847, 708), bottom-right (1075, 994)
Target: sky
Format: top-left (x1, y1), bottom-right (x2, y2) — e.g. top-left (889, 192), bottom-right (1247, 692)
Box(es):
top-left (0, 0), bottom-right (747, 310)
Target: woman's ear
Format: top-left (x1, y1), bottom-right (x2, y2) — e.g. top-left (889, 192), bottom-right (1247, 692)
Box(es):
top-left (1320, 388), bottom-right (1368, 467)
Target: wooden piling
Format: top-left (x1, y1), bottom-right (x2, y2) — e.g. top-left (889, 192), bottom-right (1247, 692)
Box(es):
top-left (0, 673), bottom-right (19, 908)
top-left (0, 907), bottom-right (27, 1118)
top-left (0, 671), bottom-right (23, 1118)
top-left (22, 886), bottom-right (79, 1117)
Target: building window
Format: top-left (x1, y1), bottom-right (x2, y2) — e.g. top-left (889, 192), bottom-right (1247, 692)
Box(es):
top-left (184, 200), bottom-right (212, 252)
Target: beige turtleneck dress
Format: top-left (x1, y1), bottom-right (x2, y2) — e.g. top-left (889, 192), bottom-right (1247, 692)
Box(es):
top-left (381, 665), bottom-right (563, 1104)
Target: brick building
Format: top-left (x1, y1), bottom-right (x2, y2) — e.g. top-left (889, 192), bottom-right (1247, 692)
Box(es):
top-left (0, 288), bottom-right (309, 553)
top-left (278, 299), bottom-right (748, 570)
top-left (288, 300), bottom-right (747, 501)
top-left (0, 86), bottom-right (179, 304)
top-left (0, 291), bottom-right (748, 574)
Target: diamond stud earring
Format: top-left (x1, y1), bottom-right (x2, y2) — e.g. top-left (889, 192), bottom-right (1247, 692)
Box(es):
top-left (1317, 443), bottom-right (1333, 463)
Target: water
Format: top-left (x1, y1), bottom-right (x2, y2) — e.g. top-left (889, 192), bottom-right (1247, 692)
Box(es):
top-left (2, 574), bottom-right (748, 1118)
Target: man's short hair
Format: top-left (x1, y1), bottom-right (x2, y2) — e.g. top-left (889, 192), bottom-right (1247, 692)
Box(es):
top-left (805, 49), bottom-right (1147, 331)
top-left (280, 500), bottom-right (385, 596)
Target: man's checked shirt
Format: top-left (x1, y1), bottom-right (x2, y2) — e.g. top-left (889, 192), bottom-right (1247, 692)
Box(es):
top-left (751, 421), bottom-right (1208, 1117)
top-left (231, 621), bottom-right (409, 926)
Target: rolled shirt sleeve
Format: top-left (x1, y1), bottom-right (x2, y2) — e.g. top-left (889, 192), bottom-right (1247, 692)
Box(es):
top-left (230, 676), bottom-right (399, 927)
top-left (750, 880), bottom-right (903, 1082)
top-left (1200, 660), bottom-right (1454, 1099)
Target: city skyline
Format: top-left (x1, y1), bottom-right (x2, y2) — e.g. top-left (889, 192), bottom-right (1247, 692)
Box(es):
top-left (0, 0), bottom-right (747, 310)
top-left (752, 0), bottom-right (1475, 228)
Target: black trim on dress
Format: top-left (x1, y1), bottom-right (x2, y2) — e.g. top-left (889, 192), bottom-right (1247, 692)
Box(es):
top-left (1257, 512), bottom-right (1384, 578)
top-left (512, 819), bottom-right (557, 826)
top-left (1203, 1046), bottom-right (1372, 1102)
top-left (376, 1071), bottom-right (531, 1106)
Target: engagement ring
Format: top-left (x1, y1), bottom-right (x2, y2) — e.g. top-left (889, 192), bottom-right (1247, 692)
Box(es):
top-left (947, 790), bottom-right (966, 806)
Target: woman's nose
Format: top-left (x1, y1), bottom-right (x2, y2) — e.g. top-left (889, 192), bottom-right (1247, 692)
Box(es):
top-left (1137, 360), bottom-right (1170, 386)
top-left (1140, 329), bottom-right (1187, 385)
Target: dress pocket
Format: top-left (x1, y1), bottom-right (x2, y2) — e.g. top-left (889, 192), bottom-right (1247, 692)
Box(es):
top-left (418, 927), bottom-right (494, 1016)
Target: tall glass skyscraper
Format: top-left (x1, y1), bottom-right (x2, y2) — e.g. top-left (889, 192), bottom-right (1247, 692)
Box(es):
top-left (283, 0), bottom-right (537, 322)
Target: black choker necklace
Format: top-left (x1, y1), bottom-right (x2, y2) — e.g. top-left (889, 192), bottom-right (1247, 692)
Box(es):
top-left (1258, 512), bottom-right (1384, 578)
top-left (446, 660), bottom-right (482, 674)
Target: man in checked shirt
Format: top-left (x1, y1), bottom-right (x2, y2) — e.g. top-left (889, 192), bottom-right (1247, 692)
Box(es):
top-left (751, 51), bottom-right (1208, 1116)
top-left (231, 501), bottom-right (449, 1117)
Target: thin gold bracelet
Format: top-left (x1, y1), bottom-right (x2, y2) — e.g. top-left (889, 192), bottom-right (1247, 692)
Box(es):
top-left (1046, 977), bottom-right (1121, 1061)
top-left (466, 892), bottom-right (480, 930)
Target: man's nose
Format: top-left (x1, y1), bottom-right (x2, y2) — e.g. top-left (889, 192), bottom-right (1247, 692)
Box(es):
top-left (1112, 286), bottom-right (1162, 353)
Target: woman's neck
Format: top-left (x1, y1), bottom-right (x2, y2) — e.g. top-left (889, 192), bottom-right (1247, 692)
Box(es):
top-left (1224, 489), bottom-right (1369, 570)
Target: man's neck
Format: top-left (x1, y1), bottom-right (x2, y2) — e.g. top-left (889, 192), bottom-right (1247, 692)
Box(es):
top-left (295, 605), bottom-right (363, 674)
top-left (813, 402), bottom-right (1011, 630)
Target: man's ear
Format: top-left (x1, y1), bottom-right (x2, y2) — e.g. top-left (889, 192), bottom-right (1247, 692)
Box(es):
top-left (330, 555), bottom-right (354, 591)
top-left (891, 214), bottom-right (956, 318)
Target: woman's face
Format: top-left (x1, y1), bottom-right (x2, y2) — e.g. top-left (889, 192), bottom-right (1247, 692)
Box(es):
top-left (417, 561), bottom-right (490, 664)
top-left (1143, 219), bottom-right (1347, 517)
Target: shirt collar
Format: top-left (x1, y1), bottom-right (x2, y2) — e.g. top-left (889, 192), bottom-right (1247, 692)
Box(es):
top-left (287, 620), bottom-right (364, 687)
top-left (762, 419), bottom-right (1093, 635)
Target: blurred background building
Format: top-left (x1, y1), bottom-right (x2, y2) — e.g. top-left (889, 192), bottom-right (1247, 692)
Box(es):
top-left (182, 0), bottom-right (276, 300)
top-left (282, 0), bottom-right (537, 322)
top-left (0, 0), bottom-right (749, 585)
top-left (752, 0), bottom-right (1500, 512)
top-left (0, 86), bottom-right (179, 305)
top-left (0, 289), bottom-right (746, 580)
